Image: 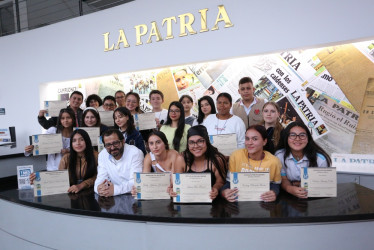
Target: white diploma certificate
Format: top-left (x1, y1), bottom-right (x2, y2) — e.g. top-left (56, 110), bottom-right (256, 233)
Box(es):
top-left (209, 133), bottom-right (237, 156)
top-left (134, 113), bottom-right (156, 130)
top-left (17, 165), bottom-right (33, 190)
top-left (44, 100), bottom-right (66, 117)
top-left (32, 134), bottom-right (62, 155)
top-left (33, 170), bottom-right (70, 196)
top-left (230, 172), bottom-right (269, 201)
top-left (173, 173), bottom-right (211, 203)
top-left (74, 127), bottom-right (100, 146)
top-left (134, 172), bottom-right (171, 200)
top-left (301, 167), bottom-right (337, 197)
top-left (99, 111), bottom-right (114, 126)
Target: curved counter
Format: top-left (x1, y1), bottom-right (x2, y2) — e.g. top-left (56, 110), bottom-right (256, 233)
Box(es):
top-left (1, 183), bottom-right (374, 249)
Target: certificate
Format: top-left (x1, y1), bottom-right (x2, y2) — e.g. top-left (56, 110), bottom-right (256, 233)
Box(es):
top-left (17, 165), bottom-right (33, 190)
top-left (33, 170), bottom-right (70, 196)
top-left (134, 113), bottom-right (156, 130)
top-left (301, 167), bottom-right (337, 197)
top-left (134, 172), bottom-right (171, 200)
top-left (209, 133), bottom-right (237, 156)
top-left (74, 127), bottom-right (100, 146)
top-left (31, 134), bottom-right (62, 155)
top-left (44, 100), bottom-right (67, 117)
top-left (230, 172), bottom-right (269, 201)
top-left (172, 173), bottom-right (211, 203)
top-left (99, 111), bottom-right (114, 126)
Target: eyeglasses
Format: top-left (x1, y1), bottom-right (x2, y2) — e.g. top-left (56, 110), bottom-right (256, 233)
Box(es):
top-left (188, 139), bottom-right (205, 147)
top-left (104, 140), bottom-right (122, 149)
top-left (104, 103), bottom-right (115, 107)
top-left (116, 96), bottom-right (125, 99)
top-left (169, 109), bottom-right (180, 114)
top-left (288, 133), bottom-right (307, 140)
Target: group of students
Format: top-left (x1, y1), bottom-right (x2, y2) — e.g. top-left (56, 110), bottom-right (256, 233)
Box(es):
top-left (25, 76), bottom-right (331, 202)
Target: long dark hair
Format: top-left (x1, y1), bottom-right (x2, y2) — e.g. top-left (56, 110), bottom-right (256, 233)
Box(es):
top-left (68, 129), bottom-right (97, 185)
top-left (113, 107), bottom-right (135, 135)
top-left (56, 108), bottom-right (75, 133)
top-left (184, 125), bottom-right (227, 180)
top-left (125, 92), bottom-right (141, 113)
top-left (164, 101), bottom-right (185, 151)
top-left (277, 121), bottom-right (331, 168)
top-left (197, 96), bottom-right (216, 124)
top-left (147, 131), bottom-right (169, 150)
top-left (82, 108), bottom-right (101, 127)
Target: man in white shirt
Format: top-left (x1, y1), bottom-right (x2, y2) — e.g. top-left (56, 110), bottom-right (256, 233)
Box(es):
top-left (94, 129), bottom-right (144, 197)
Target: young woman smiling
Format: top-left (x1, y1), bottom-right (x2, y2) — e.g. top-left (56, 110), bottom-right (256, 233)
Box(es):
top-left (125, 92), bottom-right (142, 115)
top-left (259, 102), bottom-right (283, 154)
top-left (193, 95), bottom-right (216, 126)
top-left (113, 107), bottom-right (146, 155)
top-left (25, 108), bottom-right (75, 171)
top-left (222, 125), bottom-right (282, 202)
top-left (160, 101), bottom-right (190, 152)
top-left (82, 107), bottom-right (108, 135)
top-left (275, 122), bottom-right (331, 199)
top-left (58, 129), bottom-right (98, 193)
top-left (203, 93), bottom-right (246, 149)
top-left (173, 125), bottom-right (227, 200)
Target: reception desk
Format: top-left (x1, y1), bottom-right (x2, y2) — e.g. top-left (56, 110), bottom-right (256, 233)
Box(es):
top-left (1, 183), bottom-right (374, 249)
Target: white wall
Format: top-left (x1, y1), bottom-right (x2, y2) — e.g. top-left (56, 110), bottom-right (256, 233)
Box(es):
top-left (1, 0), bottom-right (374, 155)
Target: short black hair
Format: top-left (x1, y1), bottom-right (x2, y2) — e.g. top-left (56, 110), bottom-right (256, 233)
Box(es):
top-left (102, 129), bottom-right (124, 145)
top-left (217, 92), bottom-right (232, 104)
top-left (70, 91), bottom-right (84, 99)
top-left (238, 77), bottom-right (253, 86)
top-left (85, 94), bottom-right (103, 107)
top-left (103, 95), bottom-right (116, 103)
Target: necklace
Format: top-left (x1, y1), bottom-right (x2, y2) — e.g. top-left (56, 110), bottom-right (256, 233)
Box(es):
top-left (248, 152), bottom-right (264, 170)
top-left (192, 159), bottom-right (207, 172)
top-left (216, 114), bottom-right (229, 135)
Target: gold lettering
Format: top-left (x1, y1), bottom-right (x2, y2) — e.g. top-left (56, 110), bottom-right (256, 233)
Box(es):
top-left (103, 32), bottom-right (114, 52)
top-left (162, 16), bottom-right (177, 40)
top-left (199, 8), bottom-right (209, 33)
top-left (178, 13), bottom-right (197, 37)
top-left (147, 21), bottom-right (163, 44)
top-left (134, 24), bottom-right (148, 46)
top-left (211, 5), bottom-right (233, 31)
top-left (115, 29), bottom-right (130, 49)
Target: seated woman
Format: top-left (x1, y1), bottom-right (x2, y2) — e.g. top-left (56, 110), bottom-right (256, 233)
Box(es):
top-left (203, 93), bottom-right (246, 149)
top-left (143, 131), bottom-right (179, 173)
top-left (259, 102), bottom-right (283, 154)
top-left (193, 95), bottom-right (216, 126)
top-left (222, 125), bottom-right (282, 202)
top-left (173, 125), bottom-right (227, 200)
top-left (25, 108), bottom-right (74, 171)
top-left (160, 101), bottom-right (190, 152)
top-left (275, 121), bottom-right (331, 199)
top-left (113, 107), bottom-right (146, 155)
top-left (82, 107), bottom-right (108, 135)
top-left (58, 129), bottom-right (98, 193)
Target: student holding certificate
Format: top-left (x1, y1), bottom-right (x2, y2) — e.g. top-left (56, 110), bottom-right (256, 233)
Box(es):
top-left (179, 95), bottom-right (196, 126)
top-left (222, 125), bottom-right (282, 202)
top-left (82, 107), bottom-right (108, 135)
top-left (113, 107), bottom-right (146, 155)
top-left (259, 102), bottom-right (283, 154)
top-left (25, 109), bottom-right (75, 171)
top-left (149, 90), bottom-right (168, 128)
top-left (173, 125), bottom-right (227, 200)
top-left (275, 122), bottom-right (331, 199)
top-left (160, 102), bottom-right (190, 152)
top-left (58, 129), bottom-right (98, 193)
top-left (203, 93), bottom-right (246, 149)
top-left (193, 96), bottom-right (216, 126)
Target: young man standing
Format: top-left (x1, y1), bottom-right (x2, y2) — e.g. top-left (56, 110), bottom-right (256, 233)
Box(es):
top-left (94, 129), bottom-right (143, 197)
top-left (38, 91), bottom-right (84, 129)
top-left (149, 90), bottom-right (168, 127)
top-left (231, 77), bottom-right (265, 129)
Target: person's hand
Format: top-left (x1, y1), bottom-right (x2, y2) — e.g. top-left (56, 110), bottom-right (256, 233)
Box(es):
top-left (38, 110), bottom-right (47, 118)
top-left (167, 184), bottom-right (177, 198)
top-left (68, 183), bottom-right (85, 193)
top-left (221, 188), bottom-right (238, 202)
top-left (29, 173), bottom-right (36, 185)
top-left (155, 118), bottom-right (162, 129)
top-left (97, 180), bottom-right (114, 197)
top-left (61, 148), bottom-right (70, 155)
top-left (131, 186), bottom-right (137, 197)
top-left (261, 190), bottom-right (276, 202)
top-left (288, 186), bottom-right (308, 199)
top-left (210, 187), bottom-right (219, 200)
top-left (25, 145), bottom-right (34, 154)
